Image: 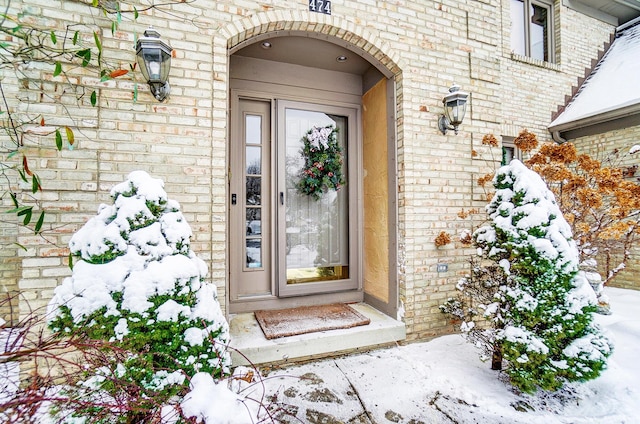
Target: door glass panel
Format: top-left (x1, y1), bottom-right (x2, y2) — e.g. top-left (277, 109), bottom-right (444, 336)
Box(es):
top-left (246, 176), bottom-right (261, 205)
top-left (246, 239), bottom-right (262, 268)
top-left (284, 108), bottom-right (349, 284)
top-left (246, 146), bottom-right (261, 174)
top-left (244, 113), bottom-right (263, 270)
top-left (245, 115), bottom-right (261, 144)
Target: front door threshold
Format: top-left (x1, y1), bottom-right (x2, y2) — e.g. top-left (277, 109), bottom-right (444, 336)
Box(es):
top-left (228, 303), bottom-right (406, 367)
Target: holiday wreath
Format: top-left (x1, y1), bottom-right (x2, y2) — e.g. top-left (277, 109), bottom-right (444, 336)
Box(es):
top-left (297, 125), bottom-right (346, 200)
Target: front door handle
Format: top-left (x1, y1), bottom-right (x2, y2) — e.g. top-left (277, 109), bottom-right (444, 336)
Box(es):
top-left (280, 192), bottom-right (284, 205)
top-left (231, 193), bottom-right (237, 205)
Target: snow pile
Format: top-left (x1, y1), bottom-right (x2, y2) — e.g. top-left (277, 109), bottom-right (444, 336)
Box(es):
top-left (0, 323), bottom-right (21, 404)
top-left (181, 373), bottom-right (252, 424)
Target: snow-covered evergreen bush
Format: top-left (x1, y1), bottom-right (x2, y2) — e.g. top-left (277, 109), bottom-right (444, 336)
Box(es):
top-left (440, 257), bottom-right (508, 370)
top-left (47, 171), bottom-right (231, 420)
top-left (447, 160), bottom-right (613, 393)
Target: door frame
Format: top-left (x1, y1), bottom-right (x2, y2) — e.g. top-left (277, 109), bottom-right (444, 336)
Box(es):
top-left (228, 97), bottom-right (274, 303)
top-left (228, 88), bottom-right (364, 313)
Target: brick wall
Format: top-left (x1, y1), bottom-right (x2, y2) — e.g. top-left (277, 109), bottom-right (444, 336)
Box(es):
top-left (0, 226), bottom-right (21, 326)
top-left (1, 0), bottom-right (619, 341)
top-left (571, 126), bottom-right (640, 291)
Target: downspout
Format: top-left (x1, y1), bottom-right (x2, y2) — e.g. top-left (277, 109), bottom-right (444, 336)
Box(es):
top-left (551, 130), bottom-right (567, 144)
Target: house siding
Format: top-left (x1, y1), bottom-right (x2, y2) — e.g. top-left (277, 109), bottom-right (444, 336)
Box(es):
top-left (0, 0), bottom-right (622, 341)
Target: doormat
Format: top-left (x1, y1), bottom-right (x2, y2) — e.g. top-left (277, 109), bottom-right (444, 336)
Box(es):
top-left (254, 303), bottom-right (371, 340)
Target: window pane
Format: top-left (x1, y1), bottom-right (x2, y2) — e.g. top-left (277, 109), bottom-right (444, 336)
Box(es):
top-left (246, 239), bottom-right (262, 268)
top-left (246, 176), bottom-right (261, 205)
top-left (245, 115), bottom-right (261, 144)
top-left (246, 208), bottom-right (261, 235)
top-left (246, 146), bottom-right (261, 174)
top-left (502, 146), bottom-right (515, 165)
top-left (510, 0), bottom-right (526, 56)
top-left (530, 3), bottom-right (549, 61)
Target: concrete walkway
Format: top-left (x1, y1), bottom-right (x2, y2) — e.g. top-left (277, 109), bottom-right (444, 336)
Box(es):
top-left (236, 335), bottom-right (504, 423)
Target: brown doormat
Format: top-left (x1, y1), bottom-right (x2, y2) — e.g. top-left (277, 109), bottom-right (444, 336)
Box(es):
top-left (254, 303), bottom-right (371, 340)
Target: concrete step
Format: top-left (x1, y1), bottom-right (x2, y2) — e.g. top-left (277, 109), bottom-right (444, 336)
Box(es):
top-left (228, 303), bottom-right (406, 366)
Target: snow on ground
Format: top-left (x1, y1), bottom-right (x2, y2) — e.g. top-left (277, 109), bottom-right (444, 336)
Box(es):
top-left (253, 286), bottom-right (639, 423)
top-left (0, 322), bottom-right (20, 404)
top-left (2, 287), bottom-right (638, 423)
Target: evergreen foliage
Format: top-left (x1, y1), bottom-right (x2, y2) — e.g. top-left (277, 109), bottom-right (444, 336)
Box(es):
top-left (47, 171), bottom-right (230, 421)
top-left (444, 160), bottom-right (613, 393)
top-left (297, 125), bottom-right (345, 200)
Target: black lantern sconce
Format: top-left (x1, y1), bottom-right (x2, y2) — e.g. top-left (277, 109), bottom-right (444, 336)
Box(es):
top-left (135, 28), bottom-right (172, 102)
top-left (438, 84), bottom-right (469, 135)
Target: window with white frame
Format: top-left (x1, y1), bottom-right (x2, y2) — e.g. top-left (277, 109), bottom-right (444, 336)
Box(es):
top-left (510, 0), bottom-right (554, 62)
top-left (502, 137), bottom-right (522, 165)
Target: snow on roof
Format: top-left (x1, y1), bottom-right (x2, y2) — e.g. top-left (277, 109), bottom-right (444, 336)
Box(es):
top-left (549, 19), bottom-right (640, 129)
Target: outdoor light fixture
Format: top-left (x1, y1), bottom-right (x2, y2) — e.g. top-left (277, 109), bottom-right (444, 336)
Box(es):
top-left (135, 28), bottom-right (172, 102)
top-left (438, 84), bottom-right (469, 135)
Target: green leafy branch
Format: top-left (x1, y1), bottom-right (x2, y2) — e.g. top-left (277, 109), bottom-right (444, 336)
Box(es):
top-left (1, 0), bottom-right (198, 242)
top-left (0, 1), bottom-right (135, 239)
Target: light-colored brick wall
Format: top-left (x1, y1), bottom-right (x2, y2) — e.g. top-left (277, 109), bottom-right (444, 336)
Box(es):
top-left (570, 126), bottom-right (640, 291)
top-left (0, 226), bottom-right (21, 326)
top-left (1, 0), bottom-right (620, 341)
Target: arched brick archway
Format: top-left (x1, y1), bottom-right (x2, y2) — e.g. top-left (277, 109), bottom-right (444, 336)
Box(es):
top-left (218, 11), bottom-right (405, 318)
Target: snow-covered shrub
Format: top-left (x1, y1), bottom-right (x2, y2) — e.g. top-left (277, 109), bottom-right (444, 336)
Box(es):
top-left (445, 160), bottom-right (613, 393)
top-left (47, 171), bottom-right (231, 421)
top-left (440, 257), bottom-right (508, 370)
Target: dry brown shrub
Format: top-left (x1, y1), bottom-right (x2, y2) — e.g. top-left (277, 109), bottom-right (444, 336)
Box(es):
top-left (482, 134), bottom-right (499, 147)
top-left (459, 230), bottom-right (473, 244)
top-left (513, 129), bottom-right (539, 152)
top-left (477, 173), bottom-right (494, 187)
top-left (435, 231), bottom-right (452, 247)
top-left (578, 154), bottom-right (601, 172)
top-left (526, 141), bottom-right (640, 285)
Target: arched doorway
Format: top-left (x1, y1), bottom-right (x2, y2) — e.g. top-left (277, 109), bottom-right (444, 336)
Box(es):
top-left (227, 31), bottom-right (399, 319)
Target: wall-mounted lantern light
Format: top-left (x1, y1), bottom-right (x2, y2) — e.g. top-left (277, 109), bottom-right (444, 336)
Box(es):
top-left (438, 84), bottom-right (469, 135)
top-left (135, 28), bottom-right (172, 102)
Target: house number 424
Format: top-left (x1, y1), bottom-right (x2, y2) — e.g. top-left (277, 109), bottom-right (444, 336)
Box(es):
top-left (309, 0), bottom-right (331, 15)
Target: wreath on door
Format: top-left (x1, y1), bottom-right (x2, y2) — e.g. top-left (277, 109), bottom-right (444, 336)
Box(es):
top-left (297, 125), bottom-right (345, 200)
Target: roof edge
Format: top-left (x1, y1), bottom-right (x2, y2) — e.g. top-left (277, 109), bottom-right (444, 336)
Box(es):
top-left (548, 102), bottom-right (640, 140)
top-left (550, 33), bottom-right (615, 122)
top-left (549, 101), bottom-right (640, 132)
top-left (617, 15), bottom-right (640, 32)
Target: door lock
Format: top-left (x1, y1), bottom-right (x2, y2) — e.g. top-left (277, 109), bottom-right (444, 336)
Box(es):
top-left (231, 193), bottom-right (237, 205)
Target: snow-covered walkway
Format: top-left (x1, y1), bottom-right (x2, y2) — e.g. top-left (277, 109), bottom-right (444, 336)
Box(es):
top-left (247, 287), bottom-right (639, 423)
